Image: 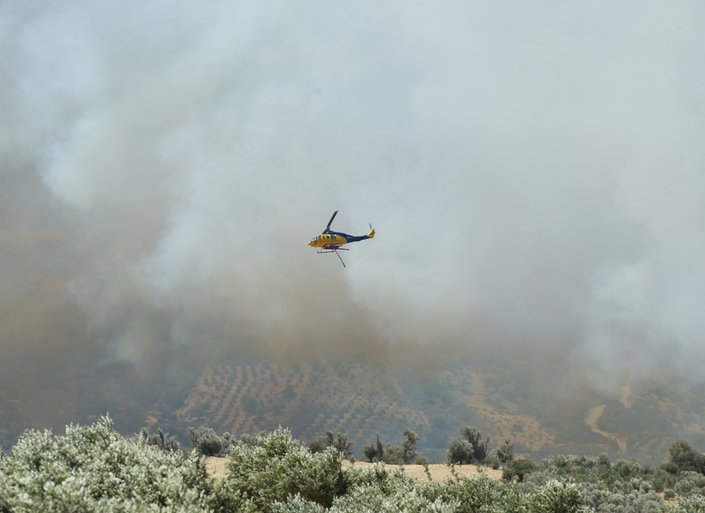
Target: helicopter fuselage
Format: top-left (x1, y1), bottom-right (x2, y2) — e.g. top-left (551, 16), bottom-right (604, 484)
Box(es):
top-left (308, 231), bottom-right (355, 249)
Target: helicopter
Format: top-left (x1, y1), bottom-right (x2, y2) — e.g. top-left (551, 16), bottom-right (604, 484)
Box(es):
top-left (308, 210), bottom-right (375, 267)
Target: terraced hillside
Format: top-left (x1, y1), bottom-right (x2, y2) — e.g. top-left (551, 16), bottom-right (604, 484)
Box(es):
top-left (4, 348), bottom-right (705, 465)
top-left (176, 358), bottom-right (430, 449)
top-left (172, 354), bottom-right (705, 464)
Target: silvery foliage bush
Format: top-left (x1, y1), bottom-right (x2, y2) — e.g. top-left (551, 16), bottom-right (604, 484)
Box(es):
top-left (423, 476), bottom-right (507, 513)
top-left (330, 485), bottom-right (456, 513)
top-left (538, 455), bottom-right (613, 486)
top-left (213, 427), bottom-right (346, 513)
top-left (190, 426), bottom-right (232, 457)
top-left (673, 471), bottom-right (705, 496)
top-left (293, 465), bottom-right (588, 513)
top-left (0, 416), bottom-right (212, 513)
top-left (331, 464), bottom-right (456, 513)
top-left (580, 483), bottom-right (663, 513)
top-left (670, 494), bottom-right (705, 513)
top-left (525, 479), bottom-right (582, 513)
top-left (272, 493), bottom-right (327, 513)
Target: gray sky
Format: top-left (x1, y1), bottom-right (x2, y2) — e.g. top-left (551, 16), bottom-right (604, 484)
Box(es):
top-left (2, 1), bottom-right (705, 399)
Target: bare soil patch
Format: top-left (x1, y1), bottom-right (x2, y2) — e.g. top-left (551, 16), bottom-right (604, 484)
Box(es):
top-left (205, 457), bottom-right (502, 483)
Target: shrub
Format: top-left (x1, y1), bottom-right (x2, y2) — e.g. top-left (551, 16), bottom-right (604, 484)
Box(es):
top-left (362, 430), bottom-right (424, 465)
top-left (447, 439), bottom-right (475, 465)
top-left (334, 467), bottom-right (456, 513)
top-left (581, 483), bottom-right (663, 513)
top-left (190, 426), bottom-right (230, 457)
top-left (668, 440), bottom-right (705, 474)
top-left (527, 479), bottom-right (582, 513)
top-left (672, 494), bottom-right (705, 513)
top-left (423, 476), bottom-right (505, 513)
top-left (383, 444), bottom-right (406, 465)
top-left (673, 471), bottom-right (705, 496)
top-left (273, 493), bottom-right (326, 513)
top-left (0, 416), bottom-right (213, 513)
top-left (331, 484), bottom-right (456, 513)
top-left (216, 427), bottom-right (346, 512)
top-left (613, 459), bottom-right (643, 481)
top-left (503, 458), bottom-right (536, 482)
top-left (139, 427), bottom-right (181, 452)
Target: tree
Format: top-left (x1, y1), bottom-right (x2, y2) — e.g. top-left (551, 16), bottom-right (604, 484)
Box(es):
top-left (309, 431), bottom-right (352, 458)
top-left (189, 426), bottom-right (229, 456)
top-left (460, 426), bottom-right (488, 462)
top-left (447, 439), bottom-right (475, 465)
top-left (401, 429), bottom-right (420, 464)
top-left (668, 439), bottom-right (705, 474)
top-left (376, 434), bottom-right (384, 462)
top-left (495, 439), bottom-right (514, 463)
top-left (140, 427), bottom-right (181, 452)
top-left (363, 443), bottom-right (378, 463)
top-left (362, 434), bottom-right (384, 462)
top-left (447, 426), bottom-right (489, 464)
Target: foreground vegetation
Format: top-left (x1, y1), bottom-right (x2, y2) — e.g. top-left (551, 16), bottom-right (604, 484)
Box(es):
top-left (2, 418), bottom-right (705, 512)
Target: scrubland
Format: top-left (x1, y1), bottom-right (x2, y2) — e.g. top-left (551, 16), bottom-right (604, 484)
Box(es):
top-left (2, 417), bottom-right (705, 512)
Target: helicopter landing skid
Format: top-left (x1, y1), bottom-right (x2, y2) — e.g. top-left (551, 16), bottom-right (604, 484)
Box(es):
top-left (316, 248), bottom-right (348, 267)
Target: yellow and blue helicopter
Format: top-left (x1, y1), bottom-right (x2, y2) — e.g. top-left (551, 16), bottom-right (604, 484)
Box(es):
top-left (308, 210), bottom-right (375, 267)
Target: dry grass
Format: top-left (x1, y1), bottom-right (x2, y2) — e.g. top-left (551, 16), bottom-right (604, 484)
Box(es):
top-left (204, 457), bottom-right (503, 483)
top-left (205, 457), bottom-right (229, 480)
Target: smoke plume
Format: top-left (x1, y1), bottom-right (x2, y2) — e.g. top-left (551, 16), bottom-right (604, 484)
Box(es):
top-left (2, 1), bottom-right (705, 431)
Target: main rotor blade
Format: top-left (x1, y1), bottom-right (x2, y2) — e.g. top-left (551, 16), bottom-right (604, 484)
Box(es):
top-left (325, 210), bottom-right (338, 231)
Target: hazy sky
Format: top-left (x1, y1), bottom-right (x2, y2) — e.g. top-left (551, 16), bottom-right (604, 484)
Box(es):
top-left (2, 1), bottom-right (705, 399)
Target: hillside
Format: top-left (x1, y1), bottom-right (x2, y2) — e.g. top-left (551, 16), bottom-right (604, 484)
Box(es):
top-left (3, 349), bottom-right (705, 465)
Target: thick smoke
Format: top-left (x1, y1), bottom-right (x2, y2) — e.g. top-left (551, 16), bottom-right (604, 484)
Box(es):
top-left (2, 0), bottom-right (705, 420)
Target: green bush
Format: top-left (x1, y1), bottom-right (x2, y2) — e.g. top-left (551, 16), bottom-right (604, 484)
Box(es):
top-left (673, 471), bottom-right (705, 496)
top-left (215, 427), bottom-right (346, 512)
top-left (672, 494), bottom-right (705, 513)
top-left (1, 419), bottom-right (693, 513)
top-left (273, 493), bottom-right (326, 513)
top-left (0, 416), bottom-right (213, 513)
top-left (335, 465), bottom-right (456, 513)
top-left (423, 476), bottom-right (505, 513)
top-left (140, 427), bottom-right (181, 452)
top-left (527, 479), bottom-right (582, 513)
top-left (503, 458), bottom-right (536, 482)
top-left (330, 484), bottom-right (456, 513)
top-left (668, 440), bottom-right (705, 474)
top-left (190, 426), bottom-right (231, 457)
top-left (447, 439), bottom-right (475, 465)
